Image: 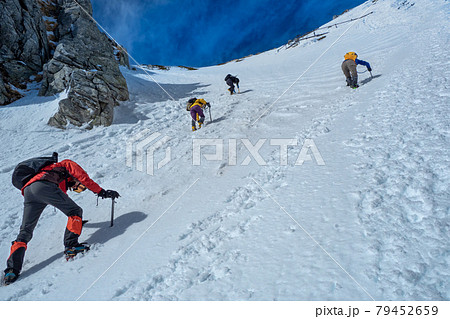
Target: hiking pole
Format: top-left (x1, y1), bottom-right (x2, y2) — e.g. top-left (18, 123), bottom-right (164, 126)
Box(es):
top-left (110, 198), bottom-right (115, 227)
top-left (205, 103), bottom-right (212, 122)
top-left (369, 71), bottom-right (373, 78)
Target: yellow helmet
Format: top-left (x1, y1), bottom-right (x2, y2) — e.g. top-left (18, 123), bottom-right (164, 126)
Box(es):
top-left (344, 52), bottom-right (358, 61)
top-left (70, 180), bottom-right (86, 193)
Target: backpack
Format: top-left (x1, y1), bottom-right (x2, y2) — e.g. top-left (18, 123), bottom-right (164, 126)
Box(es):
top-left (186, 98), bottom-right (197, 111)
top-left (12, 152), bottom-right (58, 190)
top-left (344, 52), bottom-right (358, 61)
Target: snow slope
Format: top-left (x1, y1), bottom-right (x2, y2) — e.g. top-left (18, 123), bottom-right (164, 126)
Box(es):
top-left (0, 0), bottom-right (449, 301)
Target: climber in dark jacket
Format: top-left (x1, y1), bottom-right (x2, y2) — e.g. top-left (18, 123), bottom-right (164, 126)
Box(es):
top-left (341, 52), bottom-right (372, 88)
top-left (225, 74), bottom-right (240, 95)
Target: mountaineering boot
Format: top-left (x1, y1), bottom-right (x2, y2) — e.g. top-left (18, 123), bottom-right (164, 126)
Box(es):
top-left (192, 126), bottom-right (197, 131)
top-left (346, 77), bottom-right (352, 86)
top-left (3, 269), bottom-right (19, 285)
top-left (351, 78), bottom-right (359, 89)
top-left (198, 122), bottom-right (203, 129)
top-left (64, 243), bottom-right (90, 260)
top-left (228, 88), bottom-right (234, 95)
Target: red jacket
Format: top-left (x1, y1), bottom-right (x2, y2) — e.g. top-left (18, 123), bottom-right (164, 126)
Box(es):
top-left (22, 159), bottom-right (102, 195)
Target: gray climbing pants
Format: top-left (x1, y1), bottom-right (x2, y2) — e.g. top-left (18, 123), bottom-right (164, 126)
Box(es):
top-left (341, 59), bottom-right (358, 86)
top-left (6, 181), bottom-right (83, 274)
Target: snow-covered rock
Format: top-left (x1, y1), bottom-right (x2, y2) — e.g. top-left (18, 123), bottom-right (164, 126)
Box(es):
top-left (39, 0), bottom-right (129, 129)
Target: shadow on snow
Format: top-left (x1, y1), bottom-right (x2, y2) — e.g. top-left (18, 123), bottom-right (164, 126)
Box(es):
top-left (20, 211), bottom-right (147, 279)
top-left (360, 74), bottom-right (382, 86)
top-left (114, 74), bottom-right (210, 124)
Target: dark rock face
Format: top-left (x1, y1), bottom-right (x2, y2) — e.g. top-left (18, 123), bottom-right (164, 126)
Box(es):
top-left (40, 0), bottom-right (129, 128)
top-left (111, 40), bottom-right (131, 70)
top-left (0, 0), bottom-right (50, 105)
top-left (1, 0), bottom-right (129, 128)
top-left (0, 75), bottom-right (22, 105)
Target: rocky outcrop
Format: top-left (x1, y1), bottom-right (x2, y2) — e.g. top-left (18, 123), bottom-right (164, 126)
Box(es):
top-left (0, 0), bottom-right (129, 127)
top-left (111, 40), bottom-right (131, 69)
top-left (0, 74), bottom-right (23, 105)
top-left (40, 0), bottom-right (129, 128)
top-left (0, 0), bottom-right (50, 105)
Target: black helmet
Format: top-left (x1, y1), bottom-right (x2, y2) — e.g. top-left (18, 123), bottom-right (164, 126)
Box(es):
top-left (186, 98), bottom-right (197, 111)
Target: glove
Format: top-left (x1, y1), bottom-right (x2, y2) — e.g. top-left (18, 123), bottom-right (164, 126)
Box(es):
top-left (98, 189), bottom-right (120, 199)
top-left (206, 102), bottom-right (211, 108)
top-left (367, 67), bottom-right (372, 72)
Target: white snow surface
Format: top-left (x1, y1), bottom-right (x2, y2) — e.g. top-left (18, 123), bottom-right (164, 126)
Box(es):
top-left (0, 0), bottom-right (448, 301)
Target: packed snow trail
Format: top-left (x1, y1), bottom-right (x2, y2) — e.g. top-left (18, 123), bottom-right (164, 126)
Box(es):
top-left (0, 0), bottom-right (448, 300)
top-left (347, 24), bottom-right (450, 299)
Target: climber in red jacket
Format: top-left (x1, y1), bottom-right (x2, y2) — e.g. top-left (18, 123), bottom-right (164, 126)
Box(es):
top-left (3, 159), bottom-right (119, 285)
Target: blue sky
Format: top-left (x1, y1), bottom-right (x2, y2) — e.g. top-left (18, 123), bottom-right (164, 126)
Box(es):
top-left (91, 0), bottom-right (365, 67)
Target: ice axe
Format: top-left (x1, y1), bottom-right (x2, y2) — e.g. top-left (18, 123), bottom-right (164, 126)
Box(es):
top-left (109, 193), bottom-right (120, 227)
top-left (206, 102), bottom-right (212, 122)
top-left (110, 198), bottom-right (115, 227)
top-left (234, 74), bottom-right (240, 93)
top-left (96, 190), bottom-right (120, 227)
